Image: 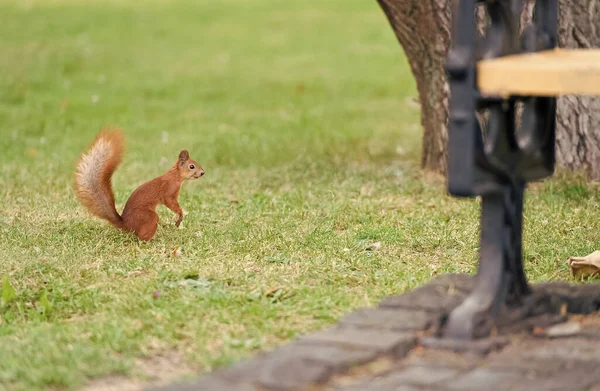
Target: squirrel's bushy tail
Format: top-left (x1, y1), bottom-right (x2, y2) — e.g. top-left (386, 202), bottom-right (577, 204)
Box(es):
top-left (75, 128), bottom-right (125, 228)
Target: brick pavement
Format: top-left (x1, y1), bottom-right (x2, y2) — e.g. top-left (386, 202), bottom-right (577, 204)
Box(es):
top-left (151, 274), bottom-right (600, 391)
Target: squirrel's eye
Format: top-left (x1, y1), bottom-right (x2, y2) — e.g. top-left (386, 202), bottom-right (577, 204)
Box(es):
top-left (189, 164), bottom-right (195, 170)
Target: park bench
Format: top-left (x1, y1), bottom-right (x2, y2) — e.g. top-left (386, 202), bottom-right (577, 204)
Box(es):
top-left (441, 0), bottom-right (600, 341)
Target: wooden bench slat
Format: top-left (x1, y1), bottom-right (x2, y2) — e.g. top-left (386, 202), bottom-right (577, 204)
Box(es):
top-left (477, 49), bottom-right (600, 97)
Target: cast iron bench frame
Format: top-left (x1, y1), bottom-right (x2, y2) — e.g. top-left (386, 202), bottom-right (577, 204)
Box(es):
top-left (443, 0), bottom-right (600, 340)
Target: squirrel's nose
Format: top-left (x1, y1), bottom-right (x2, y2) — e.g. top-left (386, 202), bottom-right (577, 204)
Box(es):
top-left (200, 171), bottom-right (205, 177)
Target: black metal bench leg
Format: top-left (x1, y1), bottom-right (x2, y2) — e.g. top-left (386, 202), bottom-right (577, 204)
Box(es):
top-left (444, 182), bottom-right (528, 339)
top-left (508, 183), bottom-right (530, 299)
top-left (439, 0), bottom-right (559, 341)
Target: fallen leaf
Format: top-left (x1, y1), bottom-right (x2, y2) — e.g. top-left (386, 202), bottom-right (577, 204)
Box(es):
top-left (568, 250), bottom-right (600, 279)
top-left (264, 286), bottom-right (285, 297)
top-left (172, 247), bottom-right (183, 257)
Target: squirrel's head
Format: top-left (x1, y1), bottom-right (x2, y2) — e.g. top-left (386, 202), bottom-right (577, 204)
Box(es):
top-left (176, 150), bottom-right (205, 180)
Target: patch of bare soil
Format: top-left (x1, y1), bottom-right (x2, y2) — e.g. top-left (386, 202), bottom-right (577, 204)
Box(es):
top-left (82, 351), bottom-right (196, 391)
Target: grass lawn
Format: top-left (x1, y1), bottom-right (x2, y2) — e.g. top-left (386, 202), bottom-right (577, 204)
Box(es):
top-left (1, 0), bottom-right (600, 390)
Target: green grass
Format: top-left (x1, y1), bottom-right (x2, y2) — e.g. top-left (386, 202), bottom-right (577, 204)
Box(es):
top-left (1, 0), bottom-right (600, 390)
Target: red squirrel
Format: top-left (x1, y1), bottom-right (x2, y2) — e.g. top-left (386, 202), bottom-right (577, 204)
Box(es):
top-left (74, 128), bottom-right (205, 241)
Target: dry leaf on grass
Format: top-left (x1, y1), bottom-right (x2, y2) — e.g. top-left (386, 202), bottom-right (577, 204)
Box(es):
top-left (171, 247), bottom-right (183, 257)
top-left (567, 250), bottom-right (600, 279)
top-left (264, 286), bottom-right (285, 297)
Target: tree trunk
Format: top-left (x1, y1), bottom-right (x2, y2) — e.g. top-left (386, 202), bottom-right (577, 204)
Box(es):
top-left (378, 0), bottom-right (600, 179)
top-left (376, 0), bottom-right (452, 173)
top-left (554, 1), bottom-right (600, 178)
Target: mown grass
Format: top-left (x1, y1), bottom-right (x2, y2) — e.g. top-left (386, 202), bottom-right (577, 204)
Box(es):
top-left (1, 0), bottom-right (600, 390)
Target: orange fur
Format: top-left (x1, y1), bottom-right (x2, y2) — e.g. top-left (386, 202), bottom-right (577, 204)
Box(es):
top-left (74, 128), bottom-right (205, 241)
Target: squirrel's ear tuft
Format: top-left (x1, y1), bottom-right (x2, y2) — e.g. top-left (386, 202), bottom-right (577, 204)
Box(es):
top-left (178, 150), bottom-right (189, 166)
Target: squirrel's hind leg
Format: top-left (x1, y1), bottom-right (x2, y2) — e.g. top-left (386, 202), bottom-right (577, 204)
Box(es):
top-left (131, 212), bottom-right (159, 241)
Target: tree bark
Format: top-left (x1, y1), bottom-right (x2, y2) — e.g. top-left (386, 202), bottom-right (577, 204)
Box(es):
top-left (376, 0), bottom-right (452, 173)
top-left (554, 1), bottom-right (600, 178)
top-left (378, 0), bottom-right (600, 179)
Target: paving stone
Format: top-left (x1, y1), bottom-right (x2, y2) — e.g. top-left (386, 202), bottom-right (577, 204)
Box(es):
top-left (216, 352), bottom-right (329, 390)
top-left (534, 283), bottom-right (600, 314)
top-left (521, 338), bottom-right (600, 362)
top-left (485, 356), bottom-right (565, 374)
top-left (566, 283), bottom-right (600, 298)
top-left (533, 282), bottom-right (573, 296)
top-left (445, 368), bottom-right (523, 390)
top-left (259, 355), bottom-right (331, 390)
top-left (216, 343), bottom-right (379, 390)
top-left (375, 365), bottom-right (461, 386)
top-left (332, 379), bottom-right (420, 391)
top-left (402, 349), bottom-right (480, 370)
top-left (486, 337), bottom-right (595, 372)
top-left (299, 327), bottom-right (416, 357)
top-left (269, 343), bottom-right (379, 372)
top-left (421, 335), bottom-right (509, 355)
top-left (379, 281), bottom-right (469, 313)
top-left (508, 367), bottom-right (599, 391)
top-left (338, 307), bottom-right (433, 331)
top-left (215, 355), bottom-right (267, 384)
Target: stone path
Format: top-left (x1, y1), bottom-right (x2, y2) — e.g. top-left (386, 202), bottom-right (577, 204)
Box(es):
top-left (150, 274), bottom-right (600, 391)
